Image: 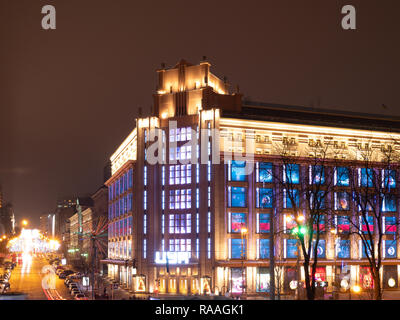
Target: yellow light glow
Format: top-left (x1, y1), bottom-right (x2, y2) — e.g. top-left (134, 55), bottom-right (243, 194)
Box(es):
top-left (240, 228), bottom-right (248, 235)
top-left (285, 216), bottom-right (293, 223)
top-left (22, 220), bottom-right (28, 226)
top-left (161, 112), bottom-right (168, 119)
top-left (220, 118), bottom-right (400, 141)
top-left (352, 285), bottom-right (361, 293)
top-left (297, 215), bottom-right (305, 222)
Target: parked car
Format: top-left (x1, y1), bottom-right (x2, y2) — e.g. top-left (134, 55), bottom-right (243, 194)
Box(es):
top-left (75, 293), bottom-right (88, 300)
top-left (67, 273), bottom-right (82, 280)
top-left (71, 288), bottom-right (81, 296)
top-left (69, 282), bottom-right (79, 289)
top-left (59, 270), bottom-right (74, 279)
top-left (0, 280), bottom-right (10, 293)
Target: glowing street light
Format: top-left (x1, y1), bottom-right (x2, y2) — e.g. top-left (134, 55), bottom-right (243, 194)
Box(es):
top-left (296, 215), bottom-right (305, 223)
top-left (22, 220), bottom-right (28, 227)
top-left (351, 285), bottom-right (361, 294)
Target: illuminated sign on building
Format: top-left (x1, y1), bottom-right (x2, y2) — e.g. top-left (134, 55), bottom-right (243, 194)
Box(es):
top-left (155, 251), bottom-right (190, 265)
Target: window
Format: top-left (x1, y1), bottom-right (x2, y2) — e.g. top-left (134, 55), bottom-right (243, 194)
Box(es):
top-left (382, 194), bottom-right (396, 212)
top-left (336, 216), bottom-right (350, 233)
top-left (257, 188), bottom-right (273, 208)
top-left (230, 161), bottom-right (247, 181)
top-left (335, 192), bottom-right (350, 210)
top-left (231, 239), bottom-right (246, 259)
top-left (143, 239), bottom-right (147, 259)
top-left (313, 215), bottom-right (326, 232)
top-left (207, 238), bottom-right (211, 259)
top-left (383, 169), bottom-right (396, 189)
top-left (335, 167), bottom-right (349, 186)
top-left (169, 239), bottom-right (191, 252)
top-left (384, 216), bottom-right (396, 234)
top-left (384, 240), bottom-right (397, 258)
top-left (257, 162), bottom-right (273, 183)
top-left (258, 239), bottom-right (270, 259)
top-left (230, 213), bottom-right (246, 233)
top-left (257, 213), bottom-right (270, 233)
top-left (310, 191), bottom-right (326, 210)
top-left (361, 240), bottom-right (372, 259)
top-left (169, 189), bottom-right (191, 209)
top-left (283, 164), bottom-right (300, 184)
top-left (228, 187), bottom-right (247, 208)
top-left (312, 240), bottom-right (326, 258)
top-left (169, 214), bottom-right (191, 234)
top-left (359, 168), bottom-right (373, 187)
top-left (284, 189), bottom-right (299, 209)
top-left (360, 215), bottom-right (374, 234)
top-left (285, 239), bottom-right (298, 258)
top-left (310, 165), bottom-right (325, 185)
top-left (337, 240), bottom-right (350, 258)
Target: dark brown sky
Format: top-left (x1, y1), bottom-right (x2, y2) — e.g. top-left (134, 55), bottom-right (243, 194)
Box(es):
top-left (0, 0), bottom-right (399, 227)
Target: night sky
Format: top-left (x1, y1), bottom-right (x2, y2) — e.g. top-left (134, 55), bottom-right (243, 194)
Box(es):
top-left (0, 0), bottom-right (399, 227)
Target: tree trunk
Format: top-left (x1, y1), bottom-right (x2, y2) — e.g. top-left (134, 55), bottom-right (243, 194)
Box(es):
top-left (303, 260), bottom-right (315, 300)
top-left (373, 271), bottom-right (382, 300)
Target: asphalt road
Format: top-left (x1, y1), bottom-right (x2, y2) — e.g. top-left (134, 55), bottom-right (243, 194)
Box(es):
top-left (8, 256), bottom-right (72, 300)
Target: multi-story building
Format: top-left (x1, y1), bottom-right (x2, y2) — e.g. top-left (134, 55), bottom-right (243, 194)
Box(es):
top-left (103, 58), bottom-right (400, 297)
top-left (39, 214), bottom-right (56, 237)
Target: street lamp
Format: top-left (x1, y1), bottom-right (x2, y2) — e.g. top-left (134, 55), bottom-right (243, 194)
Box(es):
top-left (240, 227), bottom-right (248, 298)
top-left (22, 220), bottom-right (28, 227)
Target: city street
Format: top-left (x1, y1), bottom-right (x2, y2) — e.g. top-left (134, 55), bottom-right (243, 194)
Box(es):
top-left (8, 256), bottom-right (71, 300)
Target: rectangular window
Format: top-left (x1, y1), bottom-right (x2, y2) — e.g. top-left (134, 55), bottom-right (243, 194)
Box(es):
top-left (310, 165), bottom-right (325, 185)
top-left (143, 239), bottom-right (147, 259)
top-left (230, 161), bottom-right (247, 182)
top-left (359, 168), bottom-right (373, 187)
top-left (228, 187), bottom-right (247, 208)
top-left (337, 240), bottom-right (350, 258)
top-left (312, 240), bottom-right (326, 258)
top-left (284, 189), bottom-right (299, 209)
top-left (257, 188), bottom-right (273, 208)
top-left (336, 215), bottom-right (350, 233)
top-left (162, 214), bottom-right (165, 234)
top-left (144, 190), bottom-right (147, 210)
top-left (162, 166), bottom-right (165, 186)
top-left (207, 238), bottom-right (211, 259)
top-left (285, 239), bottom-right (298, 259)
top-left (144, 214), bottom-right (147, 234)
top-left (384, 240), bottom-right (397, 258)
top-left (383, 169), bottom-right (396, 189)
top-left (196, 238), bottom-right (199, 258)
top-left (335, 167), bottom-right (350, 186)
top-left (231, 239), bottom-right (246, 259)
top-left (257, 162), bottom-right (273, 183)
top-left (207, 212), bottom-right (211, 233)
top-left (335, 192), bottom-right (350, 210)
top-left (382, 194), bottom-right (397, 212)
top-left (258, 213), bottom-right (270, 233)
top-left (313, 215), bottom-right (326, 232)
top-left (360, 240), bottom-right (372, 259)
top-left (384, 216), bottom-right (396, 234)
top-left (196, 213), bottom-right (199, 234)
top-left (360, 215), bottom-right (374, 234)
top-left (258, 239), bottom-right (270, 259)
top-left (283, 164), bottom-right (300, 184)
top-left (128, 169), bottom-right (133, 188)
top-left (230, 213), bottom-right (246, 233)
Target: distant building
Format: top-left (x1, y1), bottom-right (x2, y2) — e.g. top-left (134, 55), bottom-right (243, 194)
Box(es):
top-left (0, 186), bottom-right (15, 236)
top-left (39, 214), bottom-right (56, 237)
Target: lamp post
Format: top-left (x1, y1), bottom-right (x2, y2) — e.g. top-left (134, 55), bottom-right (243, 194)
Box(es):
top-left (240, 227), bottom-right (248, 299)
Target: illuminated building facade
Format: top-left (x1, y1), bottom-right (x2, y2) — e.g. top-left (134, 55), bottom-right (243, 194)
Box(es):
top-left (103, 59), bottom-right (400, 296)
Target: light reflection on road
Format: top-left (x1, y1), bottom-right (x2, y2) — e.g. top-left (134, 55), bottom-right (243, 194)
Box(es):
top-left (21, 253), bottom-right (32, 275)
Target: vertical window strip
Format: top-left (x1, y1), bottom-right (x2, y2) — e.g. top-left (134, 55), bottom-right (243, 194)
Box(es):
top-left (196, 238), bottom-right (199, 258)
top-left (207, 238), bottom-right (211, 259)
top-left (162, 214), bottom-right (165, 234)
top-left (208, 212), bottom-right (211, 233)
top-left (143, 239), bottom-right (147, 259)
top-left (196, 213), bottom-right (199, 234)
top-left (144, 214), bottom-right (147, 234)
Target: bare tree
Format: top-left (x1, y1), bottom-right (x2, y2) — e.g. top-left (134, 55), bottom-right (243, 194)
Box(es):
top-left (272, 137), bottom-right (338, 300)
top-left (343, 139), bottom-right (400, 300)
